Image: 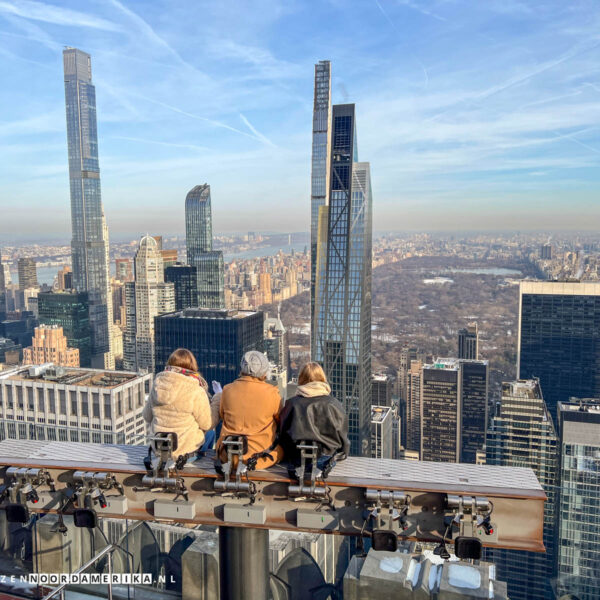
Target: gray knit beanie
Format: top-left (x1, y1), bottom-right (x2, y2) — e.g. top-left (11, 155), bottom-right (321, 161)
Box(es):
top-left (241, 351), bottom-right (270, 378)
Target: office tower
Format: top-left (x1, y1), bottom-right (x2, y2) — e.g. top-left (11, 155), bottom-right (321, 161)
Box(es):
top-left (420, 358), bottom-right (488, 463)
top-left (18, 258), bottom-right (38, 291)
top-left (38, 291), bottom-right (91, 368)
top-left (185, 184), bottom-right (225, 309)
top-left (370, 406), bottom-right (393, 459)
top-left (259, 273), bottom-right (273, 305)
top-left (154, 308), bottom-right (263, 384)
top-left (458, 322), bottom-right (478, 360)
top-left (165, 264), bottom-right (198, 310)
top-left (312, 103), bottom-right (373, 457)
top-left (518, 281), bottom-right (600, 422)
top-left (115, 258), bottom-right (134, 283)
top-left (0, 364), bottom-right (152, 444)
top-left (405, 359), bottom-right (422, 454)
top-left (556, 399), bottom-right (600, 600)
top-left (310, 60), bottom-right (331, 351)
top-left (264, 313), bottom-right (288, 375)
top-left (460, 359), bottom-right (488, 463)
top-left (123, 236), bottom-right (175, 373)
top-left (486, 380), bottom-right (558, 600)
top-left (0, 254), bottom-right (6, 320)
top-left (371, 374), bottom-right (393, 407)
top-left (23, 325), bottom-right (80, 367)
top-left (63, 47), bottom-right (113, 369)
top-left (540, 244), bottom-right (552, 260)
top-left (57, 266), bottom-right (73, 290)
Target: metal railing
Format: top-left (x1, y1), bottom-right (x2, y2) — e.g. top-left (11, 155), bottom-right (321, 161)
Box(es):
top-left (41, 543), bottom-right (117, 600)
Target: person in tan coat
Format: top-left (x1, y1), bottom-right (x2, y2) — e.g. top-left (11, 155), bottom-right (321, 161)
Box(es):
top-left (143, 348), bottom-right (213, 459)
top-left (214, 350), bottom-right (284, 470)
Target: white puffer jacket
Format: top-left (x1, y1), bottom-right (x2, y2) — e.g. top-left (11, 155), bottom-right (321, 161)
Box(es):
top-left (143, 370), bottom-right (212, 457)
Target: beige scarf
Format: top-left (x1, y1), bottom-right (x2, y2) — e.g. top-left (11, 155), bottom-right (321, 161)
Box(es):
top-left (297, 381), bottom-right (331, 398)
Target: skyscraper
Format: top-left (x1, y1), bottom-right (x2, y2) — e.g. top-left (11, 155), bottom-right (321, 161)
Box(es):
top-left (154, 308), bottom-right (264, 384)
top-left (405, 359), bottom-right (422, 454)
top-left (556, 399), bottom-right (600, 600)
top-left (486, 379), bottom-right (558, 600)
top-left (312, 100), bottom-right (373, 457)
top-left (518, 281), bottom-right (600, 421)
top-left (123, 236), bottom-right (175, 373)
top-left (310, 60), bottom-right (331, 351)
top-left (458, 322), bottom-right (478, 360)
top-left (165, 264), bottom-right (198, 311)
top-left (185, 184), bottom-right (225, 309)
top-left (18, 258), bottom-right (38, 291)
top-left (371, 374), bottom-right (393, 407)
top-left (23, 325), bottom-right (80, 367)
top-left (63, 47), bottom-right (113, 369)
top-left (420, 358), bottom-right (488, 463)
top-left (38, 291), bottom-right (91, 367)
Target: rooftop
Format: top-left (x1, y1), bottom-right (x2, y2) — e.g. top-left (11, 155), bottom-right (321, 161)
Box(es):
top-left (162, 307), bottom-right (258, 320)
top-left (502, 379), bottom-right (542, 399)
top-left (0, 364), bottom-right (144, 388)
top-left (371, 405), bottom-right (392, 422)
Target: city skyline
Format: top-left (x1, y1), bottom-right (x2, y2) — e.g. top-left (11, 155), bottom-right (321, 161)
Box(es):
top-left (2, 1), bottom-right (600, 236)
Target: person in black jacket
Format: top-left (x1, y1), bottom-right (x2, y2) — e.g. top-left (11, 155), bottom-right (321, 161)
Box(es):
top-left (279, 362), bottom-right (349, 476)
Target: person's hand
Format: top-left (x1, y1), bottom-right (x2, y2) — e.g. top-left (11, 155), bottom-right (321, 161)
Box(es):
top-left (212, 381), bottom-right (222, 394)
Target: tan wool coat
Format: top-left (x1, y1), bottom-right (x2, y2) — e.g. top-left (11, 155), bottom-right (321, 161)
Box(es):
top-left (216, 375), bottom-right (284, 469)
top-left (143, 370), bottom-right (212, 457)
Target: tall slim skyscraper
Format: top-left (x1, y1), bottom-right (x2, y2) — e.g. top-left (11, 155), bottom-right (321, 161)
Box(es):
top-left (518, 281), bottom-right (600, 422)
top-left (185, 184), bottom-right (225, 309)
top-left (123, 236), bottom-right (175, 373)
top-left (405, 359), bottom-right (422, 454)
top-left (486, 379), bottom-right (558, 600)
top-left (310, 60), bottom-right (332, 351)
top-left (63, 47), bottom-right (113, 369)
top-left (458, 322), bottom-right (478, 360)
top-left (556, 399), bottom-right (600, 600)
top-left (312, 101), bottom-right (373, 457)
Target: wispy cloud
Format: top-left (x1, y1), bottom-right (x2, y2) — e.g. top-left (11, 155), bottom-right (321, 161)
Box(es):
top-left (0, 0), bottom-right (121, 31)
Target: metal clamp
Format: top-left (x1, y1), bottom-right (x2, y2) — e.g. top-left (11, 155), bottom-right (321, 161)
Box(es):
top-left (5, 467), bottom-right (56, 504)
top-left (288, 442), bottom-right (331, 506)
top-left (214, 437), bottom-right (256, 503)
top-left (72, 471), bottom-right (124, 509)
top-left (444, 494), bottom-right (494, 538)
top-left (364, 489), bottom-right (411, 532)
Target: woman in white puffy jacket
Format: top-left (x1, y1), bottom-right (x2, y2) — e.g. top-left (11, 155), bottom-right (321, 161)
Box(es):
top-left (143, 348), bottom-right (214, 459)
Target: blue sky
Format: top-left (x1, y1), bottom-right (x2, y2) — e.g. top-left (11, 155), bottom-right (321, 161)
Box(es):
top-left (1, 0), bottom-right (600, 237)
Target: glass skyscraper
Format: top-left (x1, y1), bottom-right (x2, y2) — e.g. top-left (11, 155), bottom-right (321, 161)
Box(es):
top-left (556, 399), bottom-right (600, 600)
top-left (63, 48), bottom-right (113, 369)
top-left (486, 379), bottom-right (558, 600)
top-left (185, 184), bottom-right (225, 309)
top-left (312, 99), bottom-right (373, 457)
top-left (518, 281), bottom-right (600, 423)
top-left (310, 60), bottom-right (331, 350)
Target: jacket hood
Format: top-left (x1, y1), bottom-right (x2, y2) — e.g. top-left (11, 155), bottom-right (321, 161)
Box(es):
top-left (152, 370), bottom-right (201, 405)
top-left (297, 381), bottom-right (331, 397)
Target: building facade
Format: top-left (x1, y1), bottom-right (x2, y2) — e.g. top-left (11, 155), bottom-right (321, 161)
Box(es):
top-left (23, 325), bottom-right (80, 367)
top-left (165, 264), bottom-right (198, 311)
top-left (405, 359), bottom-right (422, 454)
top-left (371, 374), bottom-right (393, 407)
top-left (154, 308), bottom-right (264, 385)
top-left (556, 399), bottom-right (600, 600)
top-left (185, 184), bottom-right (225, 309)
top-left (458, 322), bottom-right (478, 360)
top-left (17, 258), bottom-right (38, 291)
top-left (123, 236), bottom-right (175, 373)
top-left (312, 102), bottom-right (373, 457)
top-left (518, 281), bottom-right (600, 422)
top-left (420, 358), bottom-right (488, 463)
top-left (310, 60), bottom-right (331, 349)
top-left (63, 48), bottom-right (113, 369)
top-left (0, 365), bottom-right (151, 444)
top-left (370, 405), bottom-right (393, 459)
top-left (37, 291), bottom-right (91, 368)
top-left (486, 379), bottom-right (558, 600)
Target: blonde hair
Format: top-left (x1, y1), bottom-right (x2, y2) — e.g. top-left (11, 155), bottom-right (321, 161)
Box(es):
top-left (298, 362), bottom-right (328, 386)
top-left (167, 348), bottom-right (199, 372)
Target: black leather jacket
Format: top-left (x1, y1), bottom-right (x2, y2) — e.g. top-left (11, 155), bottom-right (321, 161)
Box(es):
top-left (279, 394), bottom-right (350, 463)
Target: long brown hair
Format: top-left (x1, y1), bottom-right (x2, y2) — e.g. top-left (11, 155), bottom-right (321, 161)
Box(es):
top-left (167, 348), bottom-right (199, 372)
top-left (298, 362), bottom-right (328, 386)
